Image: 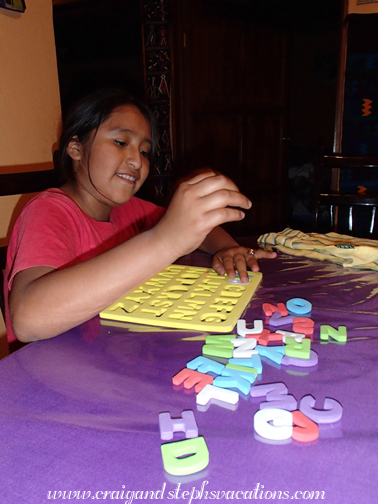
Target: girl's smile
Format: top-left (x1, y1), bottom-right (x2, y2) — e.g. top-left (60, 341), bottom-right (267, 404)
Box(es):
top-left (63, 104), bottom-right (152, 221)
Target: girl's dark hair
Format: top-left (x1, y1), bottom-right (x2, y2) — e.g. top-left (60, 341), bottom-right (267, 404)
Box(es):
top-left (58, 87), bottom-right (157, 184)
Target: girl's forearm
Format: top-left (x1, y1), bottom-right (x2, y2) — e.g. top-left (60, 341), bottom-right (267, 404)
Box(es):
top-left (10, 227), bottom-right (177, 341)
top-left (199, 226), bottom-right (239, 255)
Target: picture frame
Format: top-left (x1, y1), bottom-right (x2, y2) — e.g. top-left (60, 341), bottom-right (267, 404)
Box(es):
top-left (0, 0), bottom-right (26, 13)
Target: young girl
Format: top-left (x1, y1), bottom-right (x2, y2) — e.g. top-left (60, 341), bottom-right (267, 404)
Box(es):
top-left (5, 88), bottom-right (276, 343)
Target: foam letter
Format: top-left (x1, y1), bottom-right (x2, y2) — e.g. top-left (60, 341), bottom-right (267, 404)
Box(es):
top-left (299, 395), bottom-right (343, 424)
top-left (254, 408), bottom-right (293, 440)
top-left (250, 382), bottom-right (297, 411)
top-left (293, 317), bottom-right (314, 336)
top-left (161, 436), bottom-right (209, 476)
top-left (226, 363), bottom-right (257, 379)
top-left (256, 344), bottom-right (284, 364)
top-left (229, 354), bottom-right (262, 374)
top-left (268, 312), bottom-right (294, 327)
top-left (320, 325), bottom-right (347, 343)
top-left (262, 303), bottom-right (288, 317)
top-left (172, 368), bottom-right (213, 393)
top-left (214, 367), bottom-right (252, 395)
top-left (237, 319), bottom-right (263, 336)
top-left (292, 410), bottom-right (319, 442)
top-left (159, 410), bottom-right (198, 440)
top-left (284, 337), bottom-right (311, 359)
top-left (286, 298), bottom-right (312, 315)
top-left (196, 384), bottom-right (239, 406)
top-left (202, 334), bottom-right (234, 358)
top-left (187, 356), bottom-right (225, 375)
top-left (231, 337), bottom-right (258, 358)
top-left (253, 329), bottom-right (283, 346)
top-left (281, 350), bottom-right (318, 367)
top-left (277, 330), bottom-right (306, 343)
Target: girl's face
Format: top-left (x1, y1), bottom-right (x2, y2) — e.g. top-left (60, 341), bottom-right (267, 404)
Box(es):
top-left (66, 104), bottom-right (152, 221)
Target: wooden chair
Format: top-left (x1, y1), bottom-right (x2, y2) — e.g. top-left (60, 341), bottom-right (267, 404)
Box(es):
top-left (311, 154), bottom-right (378, 237)
top-left (0, 162), bottom-right (59, 351)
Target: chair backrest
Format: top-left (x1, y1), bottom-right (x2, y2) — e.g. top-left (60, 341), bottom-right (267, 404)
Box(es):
top-left (311, 154), bottom-right (378, 237)
top-left (0, 163), bottom-right (60, 323)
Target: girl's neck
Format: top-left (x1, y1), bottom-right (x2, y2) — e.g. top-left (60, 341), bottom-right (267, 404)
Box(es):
top-left (60, 181), bottom-right (112, 222)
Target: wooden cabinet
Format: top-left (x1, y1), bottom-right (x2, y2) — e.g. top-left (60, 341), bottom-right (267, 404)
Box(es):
top-left (170, 0), bottom-right (289, 236)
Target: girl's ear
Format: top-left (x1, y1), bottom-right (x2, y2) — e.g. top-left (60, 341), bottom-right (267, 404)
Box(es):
top-left (66, 136), bottom-right (83, 161)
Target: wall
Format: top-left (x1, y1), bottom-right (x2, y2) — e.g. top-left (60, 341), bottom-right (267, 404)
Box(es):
top-left (348, 0), bottom-right (378, 14)
top-left (0, 0), bottom-right (61, 356)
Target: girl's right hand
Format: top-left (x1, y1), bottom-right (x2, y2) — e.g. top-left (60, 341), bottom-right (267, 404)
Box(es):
top-left (154, 170), bottom-right (252, 258)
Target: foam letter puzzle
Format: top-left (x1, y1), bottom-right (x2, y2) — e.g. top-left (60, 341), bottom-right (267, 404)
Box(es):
top-left (100, 265), bottom-right (262, 332)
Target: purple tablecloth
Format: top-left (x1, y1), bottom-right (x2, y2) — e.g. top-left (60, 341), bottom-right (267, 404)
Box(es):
top-left (0, 251), bottom-right (377, 503)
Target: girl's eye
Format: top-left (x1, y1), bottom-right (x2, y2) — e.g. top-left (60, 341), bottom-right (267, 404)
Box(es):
top-left (141, 150), bottom-right (151, 159)
top-left (114, 140), bottom-right (126, 147)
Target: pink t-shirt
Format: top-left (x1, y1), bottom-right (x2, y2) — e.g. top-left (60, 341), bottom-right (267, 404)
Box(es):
top-left (5, 188), bottom-right (165, 342)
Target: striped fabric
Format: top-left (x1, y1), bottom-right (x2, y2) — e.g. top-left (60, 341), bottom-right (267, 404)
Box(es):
top-left (258, 228), bottom-right (378, 270)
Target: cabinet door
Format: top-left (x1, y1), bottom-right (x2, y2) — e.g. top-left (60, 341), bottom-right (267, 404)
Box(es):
top-left (171, 0), bottom-right (289, 235)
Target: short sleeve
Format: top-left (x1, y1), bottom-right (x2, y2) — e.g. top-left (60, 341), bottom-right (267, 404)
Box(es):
top-left (7, 195), bottom-right (84, 289)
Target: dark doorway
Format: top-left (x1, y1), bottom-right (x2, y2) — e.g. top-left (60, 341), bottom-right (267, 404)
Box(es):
top-left (53, 0), bottom-right (144, 117)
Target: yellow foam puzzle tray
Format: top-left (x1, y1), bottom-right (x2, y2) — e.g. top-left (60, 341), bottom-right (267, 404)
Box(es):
top-left (100, 264), bottom-right (262, 333)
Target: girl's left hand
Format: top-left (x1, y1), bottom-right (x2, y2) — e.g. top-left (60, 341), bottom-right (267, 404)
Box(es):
top-left (212, 246), bottom-right (277, 283)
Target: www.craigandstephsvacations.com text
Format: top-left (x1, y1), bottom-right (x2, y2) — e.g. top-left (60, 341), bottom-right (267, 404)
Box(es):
top-left (47, 481), bottom-right (326, 503)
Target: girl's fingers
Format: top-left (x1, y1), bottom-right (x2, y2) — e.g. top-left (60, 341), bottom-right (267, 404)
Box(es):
top-left (244, 252), bottom-right (260, 272)
top-left (213, 247), bottom-right (277, 284)
top-left (254, 249), bottom-right (277, 260)
top-left (233, 254), bottom-right (250, 281)
top-left (200, 188), bottom-right (252, 211)
top-left (186, 172), bottom-right (243, 200)
top-left (218, 251), bottom-right (249, 282)
top-left (161, 171), bottom-right (255, 258)
top-left (220, 254), bottom-right (237, 279)
top-left (212, 255), bottom-right (225, 276)
top-left (202, 206), bottom-right (247, 230)
top-left (186, 170), bottom-right (218, 185)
